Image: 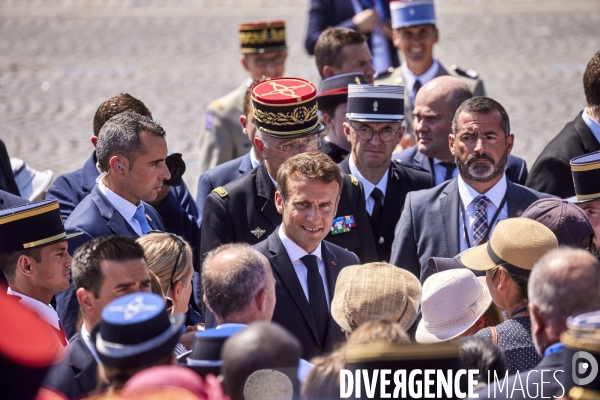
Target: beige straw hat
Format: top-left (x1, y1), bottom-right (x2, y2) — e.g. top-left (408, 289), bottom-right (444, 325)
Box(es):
top-left (331, 262), bottom-right (421, 333)
top-left (416, 269), bottom-right (492, 344)
top-left (460, 218), bottom-right (558, 276)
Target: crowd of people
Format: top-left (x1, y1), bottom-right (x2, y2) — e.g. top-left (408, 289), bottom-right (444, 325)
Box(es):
top-left (2, 0), bottom-right (600, 399)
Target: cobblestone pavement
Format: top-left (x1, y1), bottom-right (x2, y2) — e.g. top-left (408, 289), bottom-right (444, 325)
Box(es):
top-left (1, 0), bottom-right (599, 196)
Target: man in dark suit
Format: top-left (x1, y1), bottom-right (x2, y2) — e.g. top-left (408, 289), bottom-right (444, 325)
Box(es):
top-left (476, 248), bottom-right (600, 399)
top-left (200, 78), bottom-right (377, 269)
top-left (305, 0), bottom-right (399, 74)
top-left (196, 87), bottom-right (260, 224)
top-left (391, 97), bottom-right (550, 283)
top-left (255, 152), bottom-right (358, 360)
top-left (46, 93), bottom-right (200, 253)
top-left (58, 111), bottom-right (167, 337)
top-left (526, 51), bottom-right (600, 199)
top-left (43, 236), bottom-right (152, 399)
top-left (0, 188), bottom-right (26, 210)
top-left (394, 76), bottom-right (528, 186)
top-left (339, 83), bottom-right (430, 262)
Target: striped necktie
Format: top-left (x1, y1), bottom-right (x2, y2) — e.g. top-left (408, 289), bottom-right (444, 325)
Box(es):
top-left (472, 195), bottom-right (491, 246)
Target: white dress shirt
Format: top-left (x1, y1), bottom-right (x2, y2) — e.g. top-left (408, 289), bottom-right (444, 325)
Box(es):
top-left (98, 180), bottom-right (145, 236)
top-left (278, 226), bottom-right (330, 306)
top-left (433, 158), bottom-right (459, 186)
top-left (349, 155), bottom-right (388, 215)
top-left (7, 288), bottom-right (62, 330)
top-left (582, 108), bottom-right (600, 144)
top-left (457, 174), bottom-right (508, 252)
top-left (81, 324), bottom-right (101, 363)
top-left (402, 60), bottom-right (440, 105)
top-left (250, 148), bottom-right (261, 169)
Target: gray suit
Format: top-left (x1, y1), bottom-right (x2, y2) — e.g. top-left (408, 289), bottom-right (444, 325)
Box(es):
top-left (390, 178), bottom-right (552, 282)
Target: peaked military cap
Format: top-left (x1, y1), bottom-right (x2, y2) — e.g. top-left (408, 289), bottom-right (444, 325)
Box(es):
top-left (251, 77), bottom-right (325, 138)
top-left (568, 152), bottom-right (600, 204)
top-left (239, 20), bottom-right (287, 54)
top-left (346, 84), bottom-right (405, 123)
top-left (317, 73), bottom-right (367, 110)
top-left (390, 0), bottom-right (436, 29)
top-left (0, 199), bottom-right (82, 254)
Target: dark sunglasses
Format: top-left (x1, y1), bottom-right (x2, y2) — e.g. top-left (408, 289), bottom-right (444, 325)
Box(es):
top-left (147, 230), bottom-right (185, 290)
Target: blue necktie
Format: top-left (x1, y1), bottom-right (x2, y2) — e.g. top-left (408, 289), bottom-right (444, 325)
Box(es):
top-left (133, 205), bottom-right (152, 235)
top-left (472, 195), bottom-right (491, 246)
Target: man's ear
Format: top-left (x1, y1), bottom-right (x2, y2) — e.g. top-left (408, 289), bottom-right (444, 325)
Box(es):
top-left (275, 191), bottom-right (285, 215)
top-left (203, 294), bottom-right (214, 314)
top-left (392, 29), bottom-right (401, 49)
top-left (240, 114), bottom-right (248, 132)
top-left (322, 65), bottom-right (335, 79)
top-left (254, 137), bottom-right (268, 160)
top-left (108, 155), bottom-right (128, 174)
top-left (322, 113), bottom-right (333, 129)
top-left (433, 26), bottom-right (440, 43)
top-left (91, 136), bottom-right (98, 148)
top-left (17, 254), bottom-right (34, 277)
top-left (529, 303), bottom-right (544, 336)
top-left (449, 134), bottom-right (456, 156)
top-left (240, 55), bottom-right (250, 72)
top-left (342, 122), bottom-right (352, 141)
top-left (76, 288), bottom-right (95, 315)
top-left (254, 287), bottom-right (267, 313)
top-left (506, 133), bottom-right (515, 155)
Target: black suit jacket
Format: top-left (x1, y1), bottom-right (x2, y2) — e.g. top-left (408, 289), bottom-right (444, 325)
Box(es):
top-left (196, 152), bottom-right (253, 225)
top-left (43, 333), bottom-right (98, 399)
top-left (254, 230), bottom-right (357, 360)
top-left (526, 112), bottom-right (600, 199)
top-left (304, 0), bottom-right (400, 69)
top-left (58, 185), bottom-right (164, 338)
top-left (474, 350), bottom-right (566, 399)
top-left (200, 163), bottom-right (377, 265)
top-left (390, 178), bottom-right (552, 282)
top-left (339, 158), bottom-right (431, 262)
top-left (394, 146), bottom-right (529, 187)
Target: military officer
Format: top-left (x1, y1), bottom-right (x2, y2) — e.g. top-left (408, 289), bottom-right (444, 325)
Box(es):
top-left (200, 77), bottom-right (377, 269)
top-left (317, 73), bottom-right (367, 163)
top-left (339, 84), bottom-right (431, 261)
top-left (377, 0), bottom-right (485, 135)
top-left (198, 20), bottom-right (288, 173)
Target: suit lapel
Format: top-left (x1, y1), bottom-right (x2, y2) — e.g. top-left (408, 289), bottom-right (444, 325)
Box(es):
top-left (91, 186), bottom-right (138, 237)
top-left (575, 112), bottom-right (600, 153)
top-left (413, 150), bottom-right (435, 186)
top-left (81, 152), bottom-right (100, 193)
top-left (239, 152), bottom-right (253, 175)
top-left (321, 242), bottom-right (343, 347)
top-left (338, 156), bottom-right (351, 174)
top-left (256, 164), bottom-right (282, 228)
top-left (379, 166), bottom-right (403, 235)
top-left (70, 335), bottom-right (97, 392)
top-left (506, 180), bottom-right (528, 218)
top-left (439, 181), bottom-right (460, 256)
top-left (267, 233), bottom-right (320, 344)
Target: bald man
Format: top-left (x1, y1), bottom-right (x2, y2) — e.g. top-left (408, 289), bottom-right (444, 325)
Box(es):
top-left (394, 76), bottom-right (529, 187)
top-left (202, 243), bottom-right (276, 328)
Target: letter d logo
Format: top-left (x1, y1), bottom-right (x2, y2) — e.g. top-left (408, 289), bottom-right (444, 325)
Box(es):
top-left (572, 351), bottom-right (599, 386)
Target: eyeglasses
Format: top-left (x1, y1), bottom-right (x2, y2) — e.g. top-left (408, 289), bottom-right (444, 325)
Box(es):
top-left (252, 53), bottom-right (287, 67)
top-left (270, 135), bottom-right (321, 154)
top-left (349, 123), bottom-right (400, 142)
top-left (147, 231), bottom-right (185, 290)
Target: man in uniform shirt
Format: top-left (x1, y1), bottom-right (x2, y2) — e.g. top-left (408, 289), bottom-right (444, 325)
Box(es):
top-left (339, 83), bottom-right (430, 262)
top-left (198, 21), bottom-right (288, 173)
top-left (0, 200), bottom-right (82, 346)
top-left (200, 77), bottom-right (377, 281)
top-left (317, 73), bottom-right (367, 163)
top-left (43, 236), bottom-right (152, 399)
top-left (390, 97), bottom-right (549, 282)
top-left (377, 0), bottom-right (485, 135)
top-left (395, 76), bottom-right (529, 186)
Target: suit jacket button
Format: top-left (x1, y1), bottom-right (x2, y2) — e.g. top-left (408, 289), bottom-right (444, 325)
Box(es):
top-left (379, 236), bottom-right (385, 244)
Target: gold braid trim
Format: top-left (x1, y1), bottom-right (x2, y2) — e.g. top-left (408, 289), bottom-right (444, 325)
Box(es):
top-left (254, 104), bottom-right (318, 127)
top-left (239, 28), bottom-right (286, 46)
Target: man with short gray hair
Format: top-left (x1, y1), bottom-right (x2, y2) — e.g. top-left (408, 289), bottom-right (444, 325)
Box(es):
top-left (202, 243), bottom-right (276, 326)
top-left (476, 247), bottom-right (600, 399)
top-left (58, 111), bottom-right (168, 338)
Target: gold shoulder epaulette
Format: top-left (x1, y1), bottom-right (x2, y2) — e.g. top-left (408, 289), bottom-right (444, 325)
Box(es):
top-left (209, 100), bottom-right (224, 111)
top-left (212, 187), bottom-right (228, 198)
top-left (349, 175), bottom-right (359, 186)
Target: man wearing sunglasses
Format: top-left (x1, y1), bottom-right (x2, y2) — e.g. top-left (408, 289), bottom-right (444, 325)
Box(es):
top-left (339, 84), bottom-right (430, 262)
top-left (200, 78), bottom-right (377, 322)
top-left (198, 21), bottom-right (288, 174)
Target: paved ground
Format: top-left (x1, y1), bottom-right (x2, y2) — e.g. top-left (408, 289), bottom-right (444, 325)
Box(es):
top-left (1, 0), bottom-right (599, 196)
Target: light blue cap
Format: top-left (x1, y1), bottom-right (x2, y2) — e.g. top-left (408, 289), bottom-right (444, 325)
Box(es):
top-left (390, 0), bottom-right (436, 29)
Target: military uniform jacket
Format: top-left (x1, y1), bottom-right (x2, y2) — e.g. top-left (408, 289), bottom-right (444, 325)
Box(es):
top-left (339, 158), bottom-right (431, 262)
top-left (320, 140), bottom-right (350, 164)
top-left (200, 163), bottom-right (378, 266)
top-left (197, 80), bottom-right (251, 173)
top-left (376, 60), bottom-right (485, 133)
top-left (526, 112), bottom-right (600, 199)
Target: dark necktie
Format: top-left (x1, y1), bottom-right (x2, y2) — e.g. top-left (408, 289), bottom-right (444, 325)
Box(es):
top-left (369, 188), bottom-right (384, 235)
top-left (472, 195), bottom-right (491, 246)
top-left (413, 79), bottom-right (422, 96)
top-left (300, 255), bottom-right (329, 346)
top-left (360, 0), bottom-right (375, 8)
top-left (439, 162), bottom-right (456, 182)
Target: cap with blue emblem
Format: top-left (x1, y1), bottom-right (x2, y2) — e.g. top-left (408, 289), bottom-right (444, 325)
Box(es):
top-left (0, 199), bottom-right (82, 255)
top-left (92, 292), bottom-right (185, 369)
top-left (390, 0), bottom-right (436, 30)
top-left (178, 324), bottom-right (247, 377)
top-left (346, 84), bottom-right (405, 123)
top-left (568, 152), bottom-right (600, 204)
top-left (317, 73), bottom-right (368, 111)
